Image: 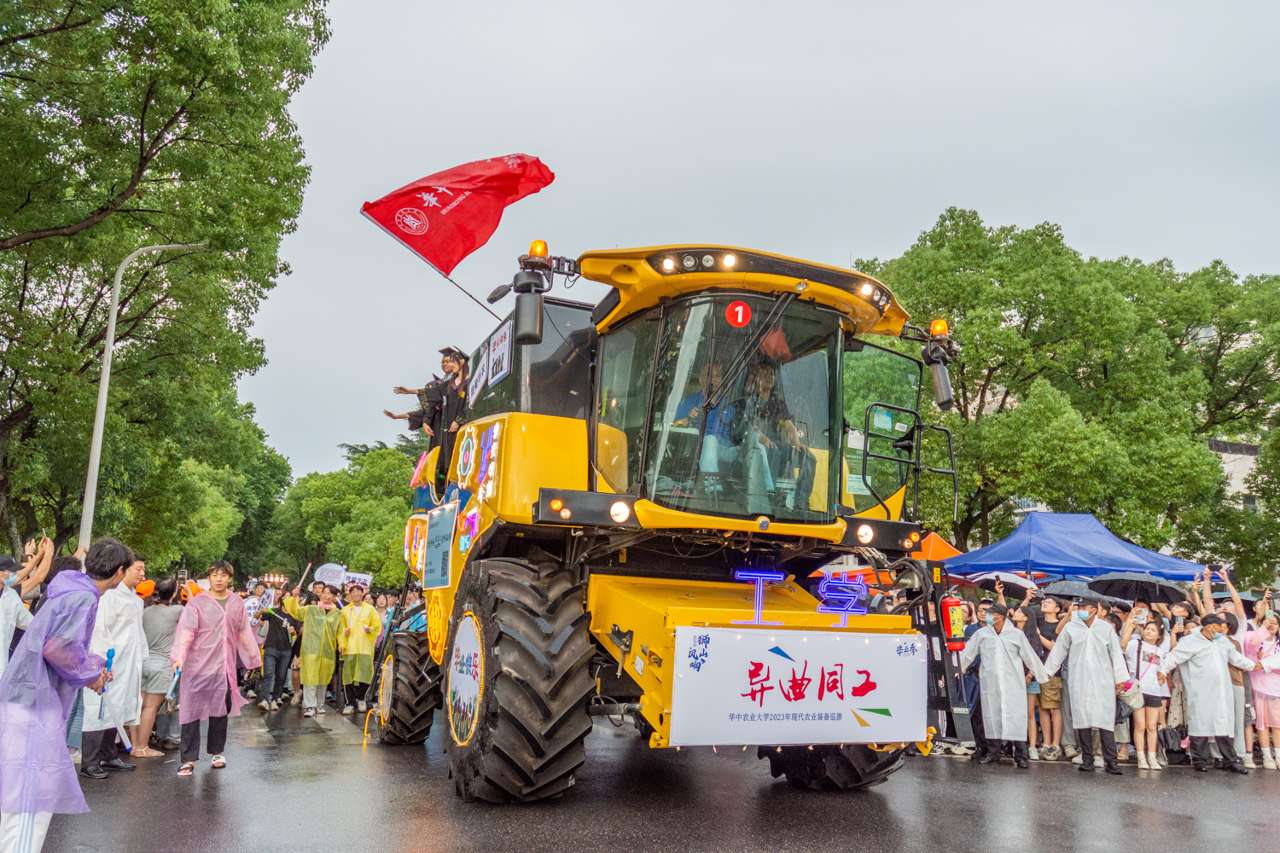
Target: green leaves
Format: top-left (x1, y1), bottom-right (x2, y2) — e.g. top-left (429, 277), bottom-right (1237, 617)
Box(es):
top-left (267, 450), bottom-right (414, 587)
top-left (0, 0), bottom-right (328, 571)
top-left (875, 208), bottom-right (1277, 567)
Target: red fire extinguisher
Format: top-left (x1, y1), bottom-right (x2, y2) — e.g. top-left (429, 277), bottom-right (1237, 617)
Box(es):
top-left (940, 594), bottom-right (967, 652)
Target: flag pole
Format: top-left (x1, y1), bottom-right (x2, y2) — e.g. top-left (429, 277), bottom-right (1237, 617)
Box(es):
top-left (359, 210), bottom-right (499, 321)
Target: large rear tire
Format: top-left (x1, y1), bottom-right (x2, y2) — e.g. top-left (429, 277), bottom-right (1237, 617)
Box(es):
top-left (758, 744), bottom-right (904, 791)
top-left (444, 553), bottom-right (594, 803)
top-left (376, 631), bottom-right (441, 745)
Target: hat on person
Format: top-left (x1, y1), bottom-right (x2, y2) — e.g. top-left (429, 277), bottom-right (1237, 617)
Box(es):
top-left (135, 579), bottom-right (156, 598)
top-left (439, 346), bottom-right (469, 362)
top-left (989, 603), bottom-right (1009, 616)
top-left (0, 555), bottom-right (17, 573)
top-left (1200, 613), bottom-right (1225, 628)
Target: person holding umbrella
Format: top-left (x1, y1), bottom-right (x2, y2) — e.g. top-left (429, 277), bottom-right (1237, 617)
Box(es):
top-left (1044, 597), bottom-right (1130, 775)
top-left (960, 603), bottom-right (1050, 768)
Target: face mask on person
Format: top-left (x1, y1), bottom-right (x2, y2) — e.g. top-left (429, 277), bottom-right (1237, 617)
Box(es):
top-left (984, 614), bottom-right (995, 627)
top-left (1075, 610), bottom-right (1090, 623)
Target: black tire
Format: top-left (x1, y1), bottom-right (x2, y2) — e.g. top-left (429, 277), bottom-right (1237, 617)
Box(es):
top-left (376, 631), bottom-right (441, 745)
top-left (444, 553), bottom-right (594, 803)
top-left (758, 744), bottom-right (904, 791)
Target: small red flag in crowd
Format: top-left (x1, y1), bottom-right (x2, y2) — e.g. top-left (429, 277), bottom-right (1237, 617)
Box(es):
top-left (361, 154), bottom-right (555, 275)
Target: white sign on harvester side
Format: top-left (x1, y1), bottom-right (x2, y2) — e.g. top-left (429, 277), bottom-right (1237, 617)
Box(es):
top-left (669, 626), bottom-right (927, 746)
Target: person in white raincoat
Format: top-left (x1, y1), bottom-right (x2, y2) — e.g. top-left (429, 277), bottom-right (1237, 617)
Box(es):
top-left (80, 558), bottom-right (148, 778)
top-left (960, 603), bottom-right (1049, 768)
top-left (1044, 598), bottom-right (1129, 774)
top-left (1159, 613), bottom-right (1258, 773)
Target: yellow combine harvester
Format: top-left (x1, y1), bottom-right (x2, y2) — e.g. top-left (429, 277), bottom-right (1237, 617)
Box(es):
top-left (376, 242), bottom-right (959, 802)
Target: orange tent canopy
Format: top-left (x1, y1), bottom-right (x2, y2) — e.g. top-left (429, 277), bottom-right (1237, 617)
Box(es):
top-left (912, 531), bottom-right (961, 562)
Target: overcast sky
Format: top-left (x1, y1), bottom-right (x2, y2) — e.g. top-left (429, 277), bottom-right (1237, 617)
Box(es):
top-left (239, 1), bottom-right (1280, 477)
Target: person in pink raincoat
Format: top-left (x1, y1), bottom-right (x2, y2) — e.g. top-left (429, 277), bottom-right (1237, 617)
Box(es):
top-left (169, 561), bottom-right (261, 778)
top-left (0, 538), bottom-right (130, 853)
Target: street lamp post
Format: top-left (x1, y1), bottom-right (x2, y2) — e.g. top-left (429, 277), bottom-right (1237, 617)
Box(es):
top-left (77, 242), bottom-right (207, 551)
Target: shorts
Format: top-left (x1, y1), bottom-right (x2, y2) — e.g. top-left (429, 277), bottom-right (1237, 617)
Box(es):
top-left (1038, 676), bottom-right (1063, 709)
top-left (142, 653), bottom-right (174, 694)
top-left (1141, 694), bottom-right (1164, 709)
top-left (1027, 680), bottom-right (1041, 695)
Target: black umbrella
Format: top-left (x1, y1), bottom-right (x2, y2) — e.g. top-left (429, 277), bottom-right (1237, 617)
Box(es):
top-left (1040, 580), bottom-right (1128, 606)
top-left (1211, 588), bottom-right (1261, 605)
top-left (1088, 571), bottom-right (1186, 605)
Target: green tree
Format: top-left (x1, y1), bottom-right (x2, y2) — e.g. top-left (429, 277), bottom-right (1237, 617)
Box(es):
top-left (862, 208), bottom-right (1267, 552)
top-left (0, 0), bottom-right (328, 554)
top-left (265, 449), bottom-right (414, 587)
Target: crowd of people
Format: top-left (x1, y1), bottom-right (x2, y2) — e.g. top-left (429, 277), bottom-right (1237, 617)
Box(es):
top-left (959, 570), bottom-right (1279, 775)
top-left (0, 538), bottom-right (420, 852)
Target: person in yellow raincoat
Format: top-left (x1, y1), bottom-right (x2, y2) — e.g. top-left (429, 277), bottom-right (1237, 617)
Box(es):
top-left (337, 584), bottom-right (383, 715)
top-left (282, 585), bottom-right (341, 719)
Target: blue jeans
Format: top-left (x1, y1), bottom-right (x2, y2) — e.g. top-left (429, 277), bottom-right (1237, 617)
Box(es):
top-left (261, 648), bottom-right (293, 701)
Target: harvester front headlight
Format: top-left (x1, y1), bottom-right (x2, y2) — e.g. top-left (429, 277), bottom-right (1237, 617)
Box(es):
top-left (609, 501), bottom-right (631, 524)
top-left (856, 524), bottom-right (874, 544)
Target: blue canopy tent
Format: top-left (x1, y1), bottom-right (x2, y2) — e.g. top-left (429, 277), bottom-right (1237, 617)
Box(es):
top-left (944, 512), bottom-right (1201, 581)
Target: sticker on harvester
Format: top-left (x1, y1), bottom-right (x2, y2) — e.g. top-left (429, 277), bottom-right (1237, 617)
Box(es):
top-left (668, 626), bottom-right (926, 746)
top-left (421, 501), bottom-right (458, 590)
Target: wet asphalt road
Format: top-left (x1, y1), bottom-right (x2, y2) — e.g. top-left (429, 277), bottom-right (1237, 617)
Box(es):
top-left (47, 705), bottom-right (1278, 853)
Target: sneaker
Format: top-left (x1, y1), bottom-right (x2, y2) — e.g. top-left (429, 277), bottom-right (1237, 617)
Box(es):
top-left (1243, 755), bottom-right (1257, 769)
top-left (317, 705), bottom-right (327, 715)
top-left (357, 700), bottom-right (367, 713)
top-left (289, 692), bottom-right (301, 706)
top-left (245, 689), bottom-right (257, 699)
top-left (1043, 746), bottom-right (1061, 761)
top-left (1071, 753), bottom-right (1084, 765)
top-left (303, 708), bottom-right (315, 718)
top-left (342, 704), bottom-right (354, 715)
top-left (271, 699), bottom-right (281, 711)
top-left (68, 748), bottom-right (82, 765)
top-left (258, 699), bottom-right (270, 711)
top-left (1028, 746), bottom-right (1040, 761)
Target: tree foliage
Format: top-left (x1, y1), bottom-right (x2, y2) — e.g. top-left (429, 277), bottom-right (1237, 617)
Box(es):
top-left (265, 449), bottom-right (413, 587)
top-left (861, 209), bottom-right (1279, 579)
top-left (0, 0), bottom-right (328, 570)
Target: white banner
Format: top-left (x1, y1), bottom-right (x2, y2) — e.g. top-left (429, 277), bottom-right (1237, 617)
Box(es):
top-left (669, 626), bottom-right (927, 746)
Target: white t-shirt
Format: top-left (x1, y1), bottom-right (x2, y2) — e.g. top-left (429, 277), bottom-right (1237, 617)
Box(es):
top-left (1127, 637), bottom-right (1169, 698)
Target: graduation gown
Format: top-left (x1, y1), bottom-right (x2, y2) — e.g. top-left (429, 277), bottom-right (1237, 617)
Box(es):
top-left (1159, 631), bottom-right (1255, 737)
top-left (434, 375), bottom-right (468, 484)
top-left (1044, 617), bottom-right (1129, 731)
top-left (81, 584), bottom-right (147, 731)
top-left (960, 622), bottom-right (1049, 740)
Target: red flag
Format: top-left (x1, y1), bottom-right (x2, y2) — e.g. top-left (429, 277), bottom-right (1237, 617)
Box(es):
top-left (361, 154), bottom-right (554, 276)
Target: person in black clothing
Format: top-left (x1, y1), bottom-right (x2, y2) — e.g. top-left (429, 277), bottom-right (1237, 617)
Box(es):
top-left (734, 360), bottom-right (816, 507)
top-left (385, 346), bottom-right (470, 494)
top-left (257, 605), bottom-right (298, 711)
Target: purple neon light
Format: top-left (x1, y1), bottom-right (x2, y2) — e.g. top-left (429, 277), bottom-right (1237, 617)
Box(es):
top-left (733, 569), bottom-right (785, 626)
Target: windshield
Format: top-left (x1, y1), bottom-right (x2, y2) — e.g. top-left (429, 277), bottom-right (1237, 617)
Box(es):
top-left (640, 295), bottom-right (841, 523)
top-left (841, 341), bottom-right (922, 515)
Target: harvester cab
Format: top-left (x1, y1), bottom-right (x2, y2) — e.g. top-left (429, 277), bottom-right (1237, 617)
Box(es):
top-left (377, 241), bottom-right (961, 803)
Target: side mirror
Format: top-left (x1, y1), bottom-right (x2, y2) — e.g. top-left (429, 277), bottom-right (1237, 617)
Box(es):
top-left (513, 291), bottom-right (544, 345)
top-left (929, 361), bottom-right (954, 411)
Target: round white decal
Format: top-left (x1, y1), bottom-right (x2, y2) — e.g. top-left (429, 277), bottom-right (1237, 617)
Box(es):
top-left (448, 612), bottom-right (484, 746)
top-left (394, 207), bottom-right (430, 236)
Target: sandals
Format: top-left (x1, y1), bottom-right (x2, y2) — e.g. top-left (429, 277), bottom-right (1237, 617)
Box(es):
top-left (178, 762), bottom-right (195, 777)
top-left (211, 755), bottom-right (226, 769)
top-left (132, 747), bottom-right (164, 758)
